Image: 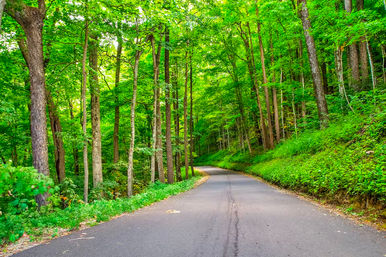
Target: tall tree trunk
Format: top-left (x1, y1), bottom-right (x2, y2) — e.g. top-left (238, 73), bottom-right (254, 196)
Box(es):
top-left (89, 34), bottom-right (103, 187)
top-left (344, 0), bottom-right (361, 91)
top-left (69, 101), bottom-right (79, 175)
top-left (81, 17), bottom-right (89, 203)
top-left (46, 90), bottom-right (65, 183)
top-left (256, 5), bottom-right (274, 149)
top-left (269, 31), bottom-right (280, 143)
top-left (172, 60), bottom-right (182, 181)
top-left (183, 46), bottom-right (189, 180)
top-left (298, 0), bottom-right (329, 128)
top-left (164, 27), bottom-right (174, 184)
top-left (7, 2), bottom-right (50, 206)
top-left (237, 23), bottom-right (268, 150)
top-left (150, 34), bottom-right (164, 183)
top-left (189, 50), bottom-right (195, 176)
top-left (113, 33), bottom-right (122, 164)
top-left (357, 0), bottom-right (369, 86)
top-left (127, 49), bottom-right (143, 197)
top-left (299, 40), bottom-right (307, 122)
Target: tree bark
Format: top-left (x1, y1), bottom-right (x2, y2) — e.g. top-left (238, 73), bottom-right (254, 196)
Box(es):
top-left (81, 16), bottom-right (89, 203)
top-left (356, 0), bottom-right (369, 86)
top-left (256, 5), bottom-right (274, 149)
top-left (269, 31), bottom-right (280, 143)
top-left (46, 90), bottom-right (65, 183)
top-left (89, 34), bottom-right (103, 187)
top-left (299, 40), bottom-right (307, 122)
top-left (150, 34), bottom-right (164, 183)
top-left (113, 33), bottom-right (122, 164)
top-left (127, 48), bottom-right (143, 197)
top-left (189, 50), bottom-right (195, 176)
top-left (183, 46), bottom-right (189, 180)
top-left (7, 1), bottom-right (50, 206)
top-left (237, 23), bottom-right (268, 150)
top-left (334, 48), bottom-right (354, 112)
top-left (298, 0), bottom-right (329, 128)
top-left (69, 101), bottom-right (79, 175)
top-left (172, 59), bottom-right (182, 181)
top-left (164, 27), bottom-right (174, 184)
top-left (344, 0), bottom-right (361, 90)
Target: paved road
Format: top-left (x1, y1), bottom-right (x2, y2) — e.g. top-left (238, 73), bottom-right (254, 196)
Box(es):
top-left (14, 166), bottom-right (386, 257)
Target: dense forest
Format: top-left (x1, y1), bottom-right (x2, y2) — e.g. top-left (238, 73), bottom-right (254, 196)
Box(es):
top-left (0, 0), bottom-right (385, 245)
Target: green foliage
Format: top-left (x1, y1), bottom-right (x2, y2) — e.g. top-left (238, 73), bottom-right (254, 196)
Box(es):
top-left (197, 111), bottom-right (385, 207)
top-left (0, 176), bottom-right (201, 245)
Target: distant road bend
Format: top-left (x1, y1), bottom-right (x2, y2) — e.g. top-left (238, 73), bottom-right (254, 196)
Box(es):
top-left (14, 166), bottom-right (386, 257)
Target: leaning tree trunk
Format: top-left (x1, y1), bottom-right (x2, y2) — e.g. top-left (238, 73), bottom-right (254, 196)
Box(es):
top-left (113, 33), bottom-right (122, 164)
top-left (183, 47), bottom-right (189, 180)
top-left (189, 51), bottom-right (195, 176)
top-left (298, 0), bottom-right (329, 128)
top-left (164, 27), bottom-right (174, 184)
top-left (46, 90), bottom-right (65, 183)
top-left (81, 17), bottom-right (89, 203)
top-left (256, 5), bottom-right (274, 149)
top-left (127, 49), bottom-right (143, 197)
top-left (334, 48), bottom-right (354, 112)
top-left (7, 2), bottom-right (50, 206)
top-left (89, 34), bottom-right (103, 187)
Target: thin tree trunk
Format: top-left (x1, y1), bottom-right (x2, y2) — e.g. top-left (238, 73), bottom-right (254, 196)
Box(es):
top-left (183, 46), bottom-right (189, 180)
top-left (298, 0), bottom-right (329, 128)
top-left (366, 40), bottom-right (376, 91)
top-left (127, 49), bottom-right (143, 197)
top-left (269, 32), bottom-right (280, 143)
top-left (189, 50), bottom-right (195, 176)
top-left (150, 34), bottom-right (164, 183)
top-left (69, 101), bottom-right (79, 175)
top-left (81, 16), bottom-right (89, 203)
top-left (172, 59), bottom-right (182, 181)
top-left (46, 90), bottom-right (65, 183)
top-left (113, 33), bottom-right (122, 164)
top-left (89, 34), bottom-right (103, 187)
top-left (280, 69), bottom-right (285, 139)
top-left (256, 5), bottom-right (274, 149)
top-left (334, 48), bottom-right (354, 112)
top-left (164, 26), bottom-right (174, 184)
top-left (299, 40), bottom-right (307, 122)
top-left (292, 89), bottom-right (298, 137)
top-left (7, 2), bottom-right (50, 206)
top-left (237, 23), bottom-right (268, 150)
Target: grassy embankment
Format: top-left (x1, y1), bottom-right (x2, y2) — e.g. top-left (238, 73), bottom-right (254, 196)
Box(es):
top-left (196, 112), bottom-right (385, 227)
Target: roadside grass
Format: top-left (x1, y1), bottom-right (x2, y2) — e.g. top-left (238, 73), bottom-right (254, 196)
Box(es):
top-left (195, 112), bottom-right (385, 228)
top-left (0, 176), bottom-right (201, 246)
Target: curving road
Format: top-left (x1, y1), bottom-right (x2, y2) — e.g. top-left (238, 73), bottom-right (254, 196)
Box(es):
top-left (14, 166), bottom-right (386, 257)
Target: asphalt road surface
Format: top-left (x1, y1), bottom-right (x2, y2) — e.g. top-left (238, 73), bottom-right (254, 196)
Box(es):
top-left (14, 166), bottom-right (386, 257)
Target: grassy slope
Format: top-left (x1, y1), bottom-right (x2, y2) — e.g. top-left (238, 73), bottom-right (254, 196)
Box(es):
top-left (196, 112), bottom-right (385, 217)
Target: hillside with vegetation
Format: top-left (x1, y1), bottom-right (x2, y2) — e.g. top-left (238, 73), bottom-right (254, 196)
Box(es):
top-left (0, 0), bottom-right (385, 249)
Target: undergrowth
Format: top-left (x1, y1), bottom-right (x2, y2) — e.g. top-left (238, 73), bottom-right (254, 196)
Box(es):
top-left (196, 112), bottom-right (385, 208)
top-left (0, 175), bottom-right (201, 245)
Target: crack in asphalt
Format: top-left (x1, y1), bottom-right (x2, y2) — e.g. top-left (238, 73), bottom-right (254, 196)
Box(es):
top-left (223, 173), bottom-right (239, 257)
